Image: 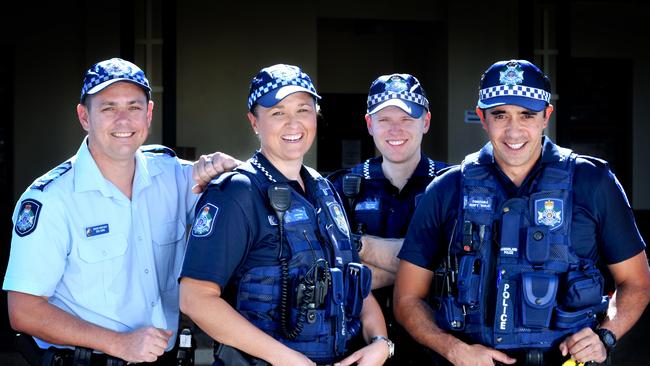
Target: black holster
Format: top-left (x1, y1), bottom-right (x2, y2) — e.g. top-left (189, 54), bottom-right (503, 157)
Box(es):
top-left (213, 343), bottom-right (269, 366)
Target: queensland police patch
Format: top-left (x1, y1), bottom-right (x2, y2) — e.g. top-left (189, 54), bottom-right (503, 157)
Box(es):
top-left (192, 203), bottom-right (218, 237)
top-left (329, 202), bottom-right (350, 236)
top-left (535, 199), bottom-right (563, 230)
top-left (15, 199), bottom-right (42, 237)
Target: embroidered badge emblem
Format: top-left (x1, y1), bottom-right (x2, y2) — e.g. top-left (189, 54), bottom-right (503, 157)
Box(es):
top-left (329, 202), bottom-right (350, 236)
top-left (385, 75), bottom-right (408, 93)
top-left (499, 62), bottom-right (524, 86)
top-left (535, 199), bottom-right (563, 230)
top-left (15, 199), bottom-right (42, 237)
top-left (270, 65), bottom-right (299, 81)
top-left (192, 203), bottom-right (218, 237)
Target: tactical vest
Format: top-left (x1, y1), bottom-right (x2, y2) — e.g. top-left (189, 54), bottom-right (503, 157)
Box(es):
top-left (234, 161), bottom-right (371, 363)
top-left (434, 146), bottom-right (608, 350)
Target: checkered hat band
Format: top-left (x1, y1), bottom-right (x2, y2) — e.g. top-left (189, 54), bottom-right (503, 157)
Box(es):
top-left (247, 73), bottom-right (316, 109)
top-left (82, 73), bottom-right (148, 95)
top-left (479, 85), bottom-right (551, 103)
top-left (367, 91), bottom-right (429, 109)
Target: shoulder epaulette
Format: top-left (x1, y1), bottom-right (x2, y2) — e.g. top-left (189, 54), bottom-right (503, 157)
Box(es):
top-left (30, 160), bottom-right (72, 191)
top-left (436, 164), bottom-right (457, 177)
top-left (140, 144), bottom-right (176, 157)
top-left (577, 154), bottom-right (608, 168)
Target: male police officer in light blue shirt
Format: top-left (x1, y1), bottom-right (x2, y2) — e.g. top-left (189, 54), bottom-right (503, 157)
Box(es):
top-left (3, 58), bottom-right (237, 365)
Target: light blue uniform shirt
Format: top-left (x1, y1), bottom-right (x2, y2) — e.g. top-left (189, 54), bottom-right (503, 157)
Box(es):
top-left (3, 138), bottom-right (199, 350)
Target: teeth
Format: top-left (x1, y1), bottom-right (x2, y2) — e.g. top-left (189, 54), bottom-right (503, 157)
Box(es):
top-left (507, 142), bottom-right (524, 150)
top-left (112, 132), bottom-right (134, 138)
top-left (387, 140), bottom-right (406, 146)
top-left (282, 134), bottom-right (302, 142)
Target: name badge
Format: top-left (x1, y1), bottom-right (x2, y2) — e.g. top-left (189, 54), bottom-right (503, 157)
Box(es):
top-left (86, 224), bottom-right (109, 237)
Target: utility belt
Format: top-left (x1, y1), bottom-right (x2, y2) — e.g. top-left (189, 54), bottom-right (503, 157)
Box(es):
top-left (15, 333), bottom-right (125, 366)
top-left (15, 332), bottom-right (193, 366)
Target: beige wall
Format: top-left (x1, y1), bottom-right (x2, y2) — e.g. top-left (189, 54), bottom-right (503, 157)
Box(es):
top-left (446, 1), bottom-right (519, 165)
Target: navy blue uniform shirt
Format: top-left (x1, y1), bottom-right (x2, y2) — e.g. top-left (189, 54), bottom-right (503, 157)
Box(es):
top-left (329, 153), bottom-right (448, 238)
top-left (399, 137), bottom-right (645, 271)
top-left (181, 152), bottom-right (359, 295)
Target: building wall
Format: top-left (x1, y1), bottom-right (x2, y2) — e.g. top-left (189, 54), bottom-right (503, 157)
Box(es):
top-left (8, 3), bottom-right (122, 202)
top-left (6, 1), bottom-right (650, 210)
top-left (570, 1), bottom-right (650, 208)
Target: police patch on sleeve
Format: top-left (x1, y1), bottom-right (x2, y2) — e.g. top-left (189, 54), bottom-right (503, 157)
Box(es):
top-left (15, 199), bottom-right (42, 237)
top-left (535, 199), bottom-right (563, 230)
top-left (328, 202), bottom-right (350, 237)
top-left (192, 203), bottom-right (219, 238)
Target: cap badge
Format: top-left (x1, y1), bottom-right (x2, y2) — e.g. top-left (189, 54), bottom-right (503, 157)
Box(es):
top-left (385, 76), bottom-right (408, 93)
top-left (270, 66), bottom-right (299, 81)
top-left (499, 62), bottom-right (524, 86)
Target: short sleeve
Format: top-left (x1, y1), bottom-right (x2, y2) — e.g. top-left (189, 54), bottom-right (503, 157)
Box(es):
top-left (3, 191), bottom-right (70, 296)
top-left (576, 162), bottom-right (645, 264)
top-left (180, 175), bottom-right (255, 288)
top-left (398, 169), bottom-right (461, 270)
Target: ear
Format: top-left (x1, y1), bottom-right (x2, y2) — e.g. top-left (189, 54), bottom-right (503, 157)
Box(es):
top-left (77, 104), bottom-right (90, 132)
top-left (365, 114), bottom-right (374, 135)
top-left (476, 107), bottom-right (488, 131)
top-left (543, 104), bottom-right (554, 129)
top-left (146, 100), bottom-right (154, 128)
top-left (422, 111), bottom-right (431, 133)
top-left (247, 111), bottom-right (258, 134)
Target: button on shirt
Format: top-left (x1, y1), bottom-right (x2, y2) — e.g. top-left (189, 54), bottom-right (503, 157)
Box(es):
top-left (3, 138), bottom-right (198, 350)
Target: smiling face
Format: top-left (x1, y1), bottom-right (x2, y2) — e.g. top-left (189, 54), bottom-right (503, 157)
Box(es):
top-left (77, 81), bottom-right (153, 167)
top-left (477, 104), bottom-right (553, 181)
top-left (247, 92), bottom-right (317, 169)
top-left (366, 105), bottom-right (430, 165)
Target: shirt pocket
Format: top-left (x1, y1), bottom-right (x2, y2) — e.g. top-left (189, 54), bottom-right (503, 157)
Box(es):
top-left (77, 234), bottom-right (128, 308)
top-left (152, 220), bottom-right (186, 291)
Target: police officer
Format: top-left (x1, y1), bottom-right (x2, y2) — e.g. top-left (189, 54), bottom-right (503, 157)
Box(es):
top-left (328, 73), bottom-right (448, 365)
top-left (393, 59), bottom-right (650, 366)
top-left (179, 64), bottom-right (391, 366)
top-left (3, 58), bottom-right (237, 365)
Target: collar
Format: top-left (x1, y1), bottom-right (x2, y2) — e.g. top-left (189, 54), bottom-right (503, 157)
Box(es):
top-left (360, 153), bottom-right (435, 180)
top-left (73, 137), bottom-right (158, 196)
top-left (249, 151), bottom-right (316, 185)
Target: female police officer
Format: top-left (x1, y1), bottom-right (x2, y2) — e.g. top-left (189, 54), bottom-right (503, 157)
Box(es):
top-left (179, 64), bottom-right (391, 366)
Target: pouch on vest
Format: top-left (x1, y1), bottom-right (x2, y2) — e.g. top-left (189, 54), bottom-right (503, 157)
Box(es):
top-left (526, 226), bottom-right (550, 266)
top-left (434, 296), bottom-right (465, 331)
top-left (344, 262), bottom-right (371, 318)
top-left (554, 297), bottom-right (608, 329)
top-left (521, 272), bottom-right (558, 328)
top-left (457, 255), bottom-right (481, 306)
top-left (563, 267), bottom-right (604, 309)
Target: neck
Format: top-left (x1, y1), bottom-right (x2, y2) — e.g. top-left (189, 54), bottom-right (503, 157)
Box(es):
top-left (496, 156), bottom-right (539, 188)
top-left (90, 151), bottom-right (136, 199)
top-left (381, 153), bottom-right (421, 191)
top-left (261, 152), bottom-right (304, 187)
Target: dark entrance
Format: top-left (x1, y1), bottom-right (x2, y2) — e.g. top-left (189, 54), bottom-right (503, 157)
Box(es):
top-left (0, 45), bottom-right (15, 348)
top-left (557, 57), bottom-right (633, 198)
